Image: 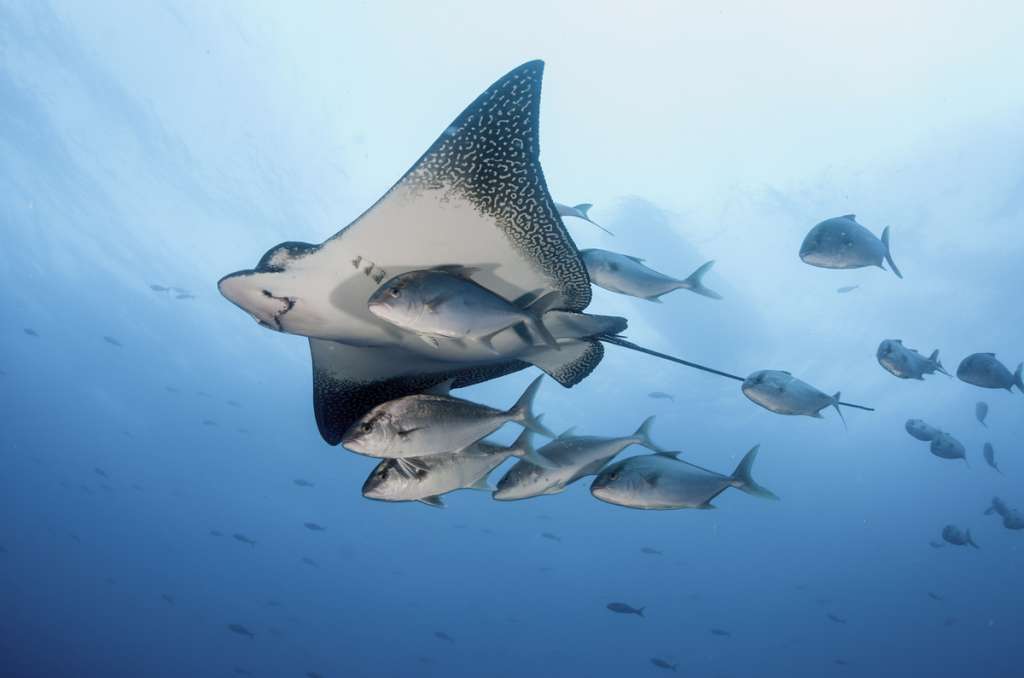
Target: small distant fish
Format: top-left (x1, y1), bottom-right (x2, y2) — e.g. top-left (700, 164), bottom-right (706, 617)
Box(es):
top-left (984, 497), bottom-right (1024, 530)
top-left (941, 525), bottom-right (979, 549)
top-left (956, 353), bottom-right (1023, 393)
top-left (209, 530), bottom-right (224, 537)
top-left (417, 657), bottom-right (433, 664)
top-left (975, 401), bottom-right (989, 427)
top-left (640, 547), bottom-right (663, 555)
top-left (149, 284), bottom-right (170, 292)
top-left (69, 532), bottom-right (81, 543)
top-left (835, 659), bottom-right (849, 666)
top-left (929, 541), bottom-right (944, 550)
top-left (944, 617), bottom-right (957, 627)
top-left (293, 479), bottom-right (315, 487)
top-left (648, 392), bottom-right (674, 401)
top-left (227, 623), bottom-right (255, 639)
top-left (606, 602), bottom-right (644, 617)
top-left (711, 628), bottom-right (731, 637)
top-left (196, 390), bottom-right (212, 397)
top-left (650, 657), bottom-right (677, 671)
top-left (554, 201), bottom-right (613, 235)
top-left (227, 399), bottom-right (241, 408)
top-left (905, 419), bottom-right (942, 442)
top-left (304, 522), bottom-right (326, 531)
top-left (301, 557), bottom-right (318, 568)
top-left (983, 443), bottom-right (1000, 473)
top-left (581, 249), bottom-right (722, 302)
top-left (161, 593), bottom-right (175, 605)
top-left (741, 370), bottom-right (869, 422)
top-left (265, 600), bottom-right (283, 608)
top-left (93, 467), bottom-right (108, 479)
top-left (836, 285), bottom-right (859, 294)
top-left (202, 419), bottom-right (218, 427)
top-left (176, 293), bottom-right (196, 300)
top-left (23, 328), bottom-right (39, 337)
top-left (433, 631), bottom-right (454, 643)
top-left (799, 214), bottom-right (902, 278)
top-left (541, 532), bottom-right (561, 542)
top-left (927, 592), bottom-right (943, 601)
top-left (826, 614), bottom-right (847, 624)
top-left (233, 533), bottom-right (256, 547)
top-left (102, 336), bottom-right (122, 347)
top-left (165, 386), bottom-right (179, 393)
top-left (876, 340), bottom-right (948, 380)
top-left (929, 433), bottom-right (968, 465)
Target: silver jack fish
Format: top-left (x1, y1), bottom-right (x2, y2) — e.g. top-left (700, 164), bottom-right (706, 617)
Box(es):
top-left (799, 214), bottom-right (902, 278)
top-left (929, 432), bottom-right (968, 465)
top-left (342, 376), bottom-right (554, 459)
top-left (493, 417), bottom-right (667, 501)
top-left (905, 419), bottom-right (942, 442)
top-left (590, 445), bottom-right (778, 510)
top-left (984, 497), bottom-right (1024, 530)
top-left (975, 401), bottom-right (988, 427)
top-left (956, 353), bottom-right (1023, 393)
top-left (941, 525), bottom-right (979, 549)
top-left (876, 340), bottom-right (949, 380)
top-left (982, 442), bottom-right (1000, 474)
top-left (580, 250), bottom-right (722, 303)
top-left (362, 430), bottom-right (539, 507)
top-left (367, 266), bottom-right (561, 351)
top-left (741, 370), bottom-right (872, 424)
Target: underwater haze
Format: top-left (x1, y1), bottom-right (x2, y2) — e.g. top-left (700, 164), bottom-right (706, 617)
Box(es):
top-left (3, 2), bottom-right (1024, 677)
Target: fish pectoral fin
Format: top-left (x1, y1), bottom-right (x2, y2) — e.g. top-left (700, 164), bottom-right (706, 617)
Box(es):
top-left (417, 495), bottom-right (445, 508)
top-left (422, 379), bottom-right (455, 397)
top-left (424, 294), bottom-right (452, 311)
top-left (395, 458), bottom-right (428, 477)
top-left (642, 471), bottom-right (661, 487)
top-left (396, 427), bottom-right (423, 439)
top-left (466, 476), bottom-right (493, 492)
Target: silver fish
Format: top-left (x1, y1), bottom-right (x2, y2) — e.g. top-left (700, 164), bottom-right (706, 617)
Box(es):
top-left (905, 419), bottom-right (942, 442)
top-left (876, 340), bottom-right (949, 380)
top-left (648, 391), bottom-right (674, 401)
top-left (367, 266), bottom-right (560, 351)
top-left (799, 214), bottom-right (902, 278)
top-left (362, 430), bottom-right (539, 507)
top-left (941, 525), bottom-right (979, 549)
top-left (741, 370), bottom-right (871, 423)
top-left (555, 201), bottom-right (613, 235)
top-left (984, 497), bottom-right (1024, 530)
top-left (929, 433), bottom-right (968, 465)
top-left (590, 445), bottom-right (778, 510)
top-left (493, 417), bottom-right (667, 501)
top-left (581, 249), bottom-right (721, 302)
top-left (975, 401), bottom-right (988, 427)
top-left (957, 353), bottom-right (1023, 393)
top-left (836, 285), bottom-right (860, 294)
top-left (982, 442), bottom-right (1000, 473)
top-left (342, 376), bottom-right (554, 459)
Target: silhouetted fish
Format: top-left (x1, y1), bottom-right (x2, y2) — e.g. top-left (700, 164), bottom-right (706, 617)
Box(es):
top-left (293, 479), bottom-right (315, 487)
top-left (928, 592), bottom-right (943, 601)
top-left (94, 468), bottom-right (108, 479)
top-left (304, 522), bottom-right (326, 531)
top-left (836, 285), bottom-right (859, 293)
top-left (711, 628), bottom-right (731, 636)
top-left (541, 532), bottom-right (561, 542)
top-left (227, 399), bottom-right (241, 408)
top-left (209, 530), bottom-right (224, 537)
top-left (640, 547), bottom-right (663, 555)
top-left (928, 540), bottom-right (944, 549)
top-left (650, 657), bottom-right (677, 671)
top-left (150, 284), bottom-right (170, 292)
top-left (233, 533), bottom-right (256, 546)
top-left (202, 419), bottom-right (218, 427)
top-left (648, 392), bottom-right (674, 401)
top-left (161, 593), bottom-right (175, 605)
top-left (827, 613), bottom-right (847, 624)
top-left (434, 631), bottom-right (454, 643)
top-left (227, 623), bottom-right (254, 639)
top-left (607, 602), bottom-right (644, 617)
top-left (301, 557), bottom-right (318, 568)
top-left (165, 386), bottom-right (179, 393)
top-left (23, 328), bottom-right (38, 337)
top-left (976, 401), bottom-right (989, 427)
top-left (102, 336), bottom-right (122, 347)
top-left (957, 353), bottom-right (1023, 392)
top-left (176, 292), bottom-right (197, 300)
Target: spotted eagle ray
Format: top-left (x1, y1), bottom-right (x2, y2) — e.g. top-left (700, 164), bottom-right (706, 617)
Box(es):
top-left (218, 61), bottom-right (866, 444)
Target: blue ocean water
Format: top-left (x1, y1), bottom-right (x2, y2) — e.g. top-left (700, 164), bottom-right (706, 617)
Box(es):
top-left (2, 2), bottom-right (1023, 677)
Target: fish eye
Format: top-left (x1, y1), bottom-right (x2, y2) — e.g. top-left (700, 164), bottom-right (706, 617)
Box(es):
top-left (609, 471), bottom-right (619, 481)
top-left (361, 421), bottom-right (373, 432)
top-left (389, 287), bottom-right (401, 298)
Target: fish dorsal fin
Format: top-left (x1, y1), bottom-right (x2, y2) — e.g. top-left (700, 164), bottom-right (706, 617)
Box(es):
top-left (432, 264), bottom-right (481, 279)
top-left (422, 379), bottom-right (455, 397)
top-left (841, 214), bottom-right (856, 220)
top-left (655, 451), bottom-right (680, 459)
top-left (780, 370), bottom-right (792, 375)
top-left (557, 427), bottom-right (578, 439)
top-left (624, 254), bottom-right (645, 264)
top-left (982, 352), bottom-right (996, 357)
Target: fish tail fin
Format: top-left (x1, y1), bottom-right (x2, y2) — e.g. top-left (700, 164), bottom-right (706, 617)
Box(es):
top-left (963, 457), bottom-right (971, 469)
top-left (730, 445), bottom-right (779, 500)
top-left (967, 529), bottom-right (980, 549)
top-left (508, 429), bottom-right (558, 469)
top-left (929, 349), bottom-right (951, 376)
top-left (633, 416), bottom-right (669, 453)
top-left (509, 376), bottom-right (555, 438)
top-left (678, 260), bottom-right (723, 300)
top-left (1014, 362), bottom-right (1023, 393)
top-left (881, 226), bottom-right (903, 279)
top-left (636, 607), bottom-right (645, 617)
top-left (832, 392), bottom-right (848, 430)
top-left (521, 291), bottom-right (563, 350)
